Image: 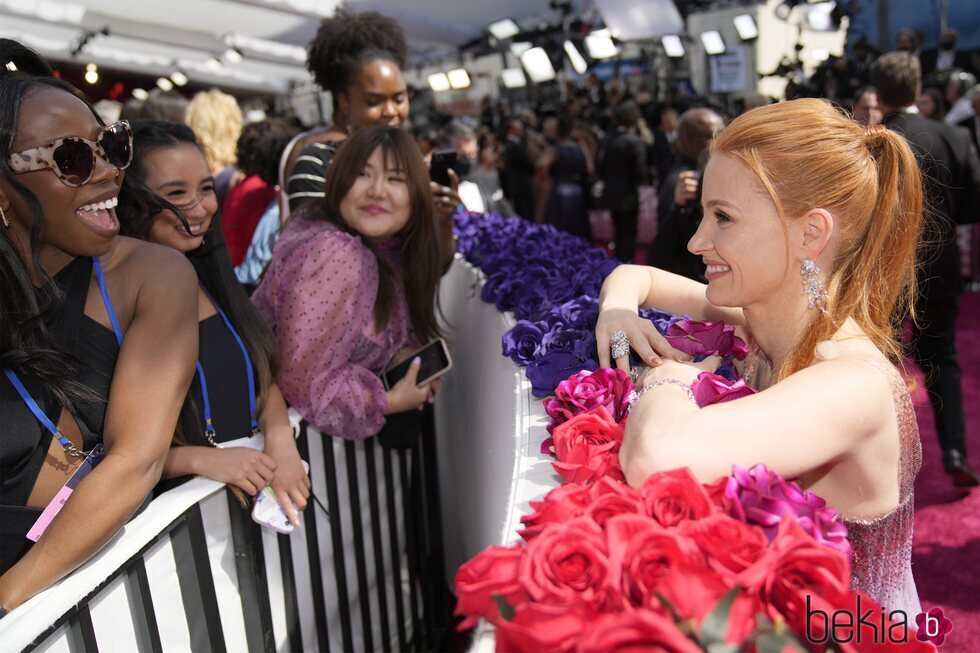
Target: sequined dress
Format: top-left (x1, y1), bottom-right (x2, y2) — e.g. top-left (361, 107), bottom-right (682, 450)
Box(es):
top-left (839, 360), bottom-right (922, 616)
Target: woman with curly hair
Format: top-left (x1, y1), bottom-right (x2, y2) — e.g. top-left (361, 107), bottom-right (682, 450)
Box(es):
top-left (283, 7), bottom-right (457, 263)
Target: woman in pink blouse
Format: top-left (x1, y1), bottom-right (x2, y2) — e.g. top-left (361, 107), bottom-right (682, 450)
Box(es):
top-left (253, 126), bottom-right (443, 439)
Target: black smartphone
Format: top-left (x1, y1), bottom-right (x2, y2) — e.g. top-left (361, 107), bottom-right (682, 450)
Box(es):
top-left (429, 150), bottom-right (457, 187)
top-left (382, 338), bottom-right (453, 390)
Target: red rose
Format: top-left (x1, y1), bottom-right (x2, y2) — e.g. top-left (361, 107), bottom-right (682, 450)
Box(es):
top-left (494, 602), bottom-right (594, 653)
top-left (585, 491), bottom-right (644, 528)
top-left (639, 468), bottom-right (718, 528)
top-left (519, 517), bottom-right (612, 609)
top-left (453, 544), bottom-right (529, 630)
top-left (552, 407), bottom-right (626, 485)
top-left (703, 476), bottom-right (734, 512)
top-left (519, 482), bottom-right (592, 541)
top-left (679, 513), bottom-right (769, 581)
top-left (655, 563), bottom-right (730, 621)
top-left (739, 519), bottom-right (851, 641)
top-left (574, 609), bottom-right (704, 653)
top-left (605, 514), bottom-right (705, 609)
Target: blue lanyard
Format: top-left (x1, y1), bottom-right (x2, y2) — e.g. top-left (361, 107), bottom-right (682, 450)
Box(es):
top-left (2, 256), bottom-right (119, 459)
top-left (3, 369), bottom-right (92, 458)
top-left (194, 285), bottom-right (258, 443)
top-left (92, 257), bottom-right (123, 345)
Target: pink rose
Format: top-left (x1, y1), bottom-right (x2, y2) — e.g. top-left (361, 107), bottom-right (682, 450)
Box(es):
top-left (544, 368), bottom-right (634, 433)
top-left (453, 544), bottom-right (528, 630)
top-left (519, 517), bottom-right (612, 609)
top-left (691, 371), bottom-right (758, 406)
top-left (520, 482), bottom-right (592, 541)
top-left (551, 407), bottom-right (626, 485)
top-left (665, 319), bottom-right (750, 360)
top-left (725, 464), bottom-right (852, 559)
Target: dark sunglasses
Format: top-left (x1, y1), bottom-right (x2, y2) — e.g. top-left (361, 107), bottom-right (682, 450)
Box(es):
top-left (8, 121), bottom-right (133, 187)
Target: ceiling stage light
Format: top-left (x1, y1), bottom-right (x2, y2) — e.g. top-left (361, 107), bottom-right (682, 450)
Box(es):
top-left (564, 41), bottom-right (588, 75)
top-left (520, 47), bottom-right (557, 83)
top-left (428, 72), bottom-right (451, 92)
top-left (447, 68), bottom-right (471, 89)
top-left (501, 68), bottom-right (527, 88)
top-left (700, 30), bottom-right (726, 55)
top-left (661, 35), bottom-right (685, 58)
top-left (734, 14), bottom-right (759, 40)
top-left (488, 18), bottom-right (521, 40)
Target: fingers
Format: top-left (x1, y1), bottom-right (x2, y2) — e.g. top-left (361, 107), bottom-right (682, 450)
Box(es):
top-left (402, 357), bottom-right (421, 387)
top-left (639, 321), bottom-right (689, 363)
top-left (272, 482), bottom-right (300, 525)
top-left (447, 168), bottom-right (460, 190)
top-left (597, 330), bottom-right (611, 369)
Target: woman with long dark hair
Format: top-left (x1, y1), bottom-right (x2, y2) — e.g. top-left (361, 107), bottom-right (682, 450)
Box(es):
top-left (116, 121), bottom-right (310, 520)
top-left (255, 125), bottom-right (443, 439)
top-left (0, 41), bottom-right (197, 612)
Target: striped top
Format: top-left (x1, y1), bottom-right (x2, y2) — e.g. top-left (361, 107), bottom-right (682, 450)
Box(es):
top-left (285, 140), bottom-right (341, 213)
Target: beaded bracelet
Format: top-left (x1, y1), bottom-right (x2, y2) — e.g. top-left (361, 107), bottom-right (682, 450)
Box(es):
top-left (631, 378), bottom-right (698, 408)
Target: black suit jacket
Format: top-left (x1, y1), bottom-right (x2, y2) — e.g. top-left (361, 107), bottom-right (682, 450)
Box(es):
top-left (920, 48), bottom-right (974, 77)
top-left (957, 115), bottom-right (980, 157)
top-left (883, 111), bottom-right (980, 300)
top-left (598, 129), bottom-right (648, 212)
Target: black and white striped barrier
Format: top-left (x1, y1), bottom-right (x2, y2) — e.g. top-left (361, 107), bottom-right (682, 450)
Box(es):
top-left (0, 412), bottom-right (450, 652)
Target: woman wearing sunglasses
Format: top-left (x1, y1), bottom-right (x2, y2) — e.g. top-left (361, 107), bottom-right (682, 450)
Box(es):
top-left (0, 41), bottom-right (198, 614)
top-left (116, 120), bottom-right (310, 518)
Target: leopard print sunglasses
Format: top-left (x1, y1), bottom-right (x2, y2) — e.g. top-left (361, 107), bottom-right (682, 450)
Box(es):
top-left (8, 121), bottom-right (133, 187)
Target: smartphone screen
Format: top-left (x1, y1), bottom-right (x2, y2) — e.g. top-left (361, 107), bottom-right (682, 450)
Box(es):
top-left (383, 339), bottom-right (451, 389)
top-left (429, 150), bottom-right (457, 187)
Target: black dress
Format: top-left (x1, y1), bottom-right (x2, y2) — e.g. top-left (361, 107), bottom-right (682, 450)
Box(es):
top-left (0, 257), bottom-right (120, 574)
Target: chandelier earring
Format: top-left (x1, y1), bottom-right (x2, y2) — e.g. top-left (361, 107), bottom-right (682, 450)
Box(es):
top-left (801, 258), bottom-right (828, 315)
top-left (0, 205), bottom-right (9, 229)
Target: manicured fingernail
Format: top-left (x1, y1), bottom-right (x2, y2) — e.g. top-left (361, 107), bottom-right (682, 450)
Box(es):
top-left (412, 357), bottom-right (421, 365)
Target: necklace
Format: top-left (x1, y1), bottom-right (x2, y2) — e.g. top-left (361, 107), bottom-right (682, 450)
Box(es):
top-left (742, 343), bottom-right (773, 389)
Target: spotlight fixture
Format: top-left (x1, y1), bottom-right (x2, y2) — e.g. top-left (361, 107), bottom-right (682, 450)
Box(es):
top-left (447, 68), bottom-right (471, 89)
top-left (501, 67), bottom-right (527, 88)
top-left (84, 68), bottom-right (98, 84)
top-left (428, 72), bottom-right (451, 92)
top-left (156, 77), bottom-right (174, 91)
top-left (661, 35), bottom-right (685, 58)
top-left (509, 41), bottom-right (533, 58)
top-left (774, 1), bottom-right (803, 20)
top-left (585, 29), bottom-right (620, 60)
top-left (222, 47), bottom-right (243, 64)
top-left (700, 30), bottom-right (726, 55)
top-left (563, 41), bottom-right (588, 75)
top-left (520, 47), bottom-right (556, 83)
top-left (85, 62), bottom-right (97, 71)
top-left (170, 70), bottom-right (189, 87)
top-left (204, 57), bottom-right (223, 72)
top-left (132, 88), bottom-right (149, 100)
top-left (733, 14), bottom-right (759, 40)
top-left (488, 18), bottom-right (520, 41)
top-left (806, 2), bottom-right (837, 32)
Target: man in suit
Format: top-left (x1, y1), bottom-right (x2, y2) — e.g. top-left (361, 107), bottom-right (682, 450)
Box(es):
top-left (871, 51), bottom-right (980, 487)
top-left (646, 107), bottom-right (724, 281)
top-left (598, 101), bottom-right (649, 262)
top-left (956, 84), bottom-right (980, 155)
top-left (501, 119), bottom-right (537, 221)
top-left (920, 30), bottom-right (974, 79)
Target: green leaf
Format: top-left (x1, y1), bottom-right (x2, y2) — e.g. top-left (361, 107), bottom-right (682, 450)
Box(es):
top-left (699, 587), bottom-right (741, 644)
top-left (755, 632), bottom-right (809, 653)
top-left (706, 643), bottom-right (741, 653)
top-left (492, 594), bottom-right (514, 622)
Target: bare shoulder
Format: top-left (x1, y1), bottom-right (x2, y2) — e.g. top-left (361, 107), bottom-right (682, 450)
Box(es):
top-left (783, 352), bottom-right (896, 429)
top-left (102, 236), bottom-right (196, 301)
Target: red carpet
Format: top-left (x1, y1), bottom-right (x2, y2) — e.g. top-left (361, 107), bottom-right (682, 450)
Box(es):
top-left (910, 290), bottom-right (980, 652)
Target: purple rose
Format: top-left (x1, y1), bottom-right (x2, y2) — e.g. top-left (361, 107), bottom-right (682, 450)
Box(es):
top-left (725, 463), bottom-right (852, 560)
top-left (526, 352), bottom-right (598, 398)
top-left (502, 321), bottom-right (546, 365)
top-left (556, 296), bottom-right (600, 329)
top-left (543, 368), bottom-right (635, 433)
top-left (541, 326), bottom-right (592, 355)
top-left (665, 319), bottom-right (750, 360)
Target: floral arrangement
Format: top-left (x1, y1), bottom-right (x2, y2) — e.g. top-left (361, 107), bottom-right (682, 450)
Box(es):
top-left (452, 214), bottom-right (932, 651)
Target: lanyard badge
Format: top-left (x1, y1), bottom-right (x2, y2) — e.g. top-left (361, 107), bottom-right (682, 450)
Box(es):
top-left (26, 444), bottom-right (105, 542)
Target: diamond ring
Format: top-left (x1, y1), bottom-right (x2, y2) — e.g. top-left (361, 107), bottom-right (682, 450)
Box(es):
top-left (610, 330), bottom-right (630, 359)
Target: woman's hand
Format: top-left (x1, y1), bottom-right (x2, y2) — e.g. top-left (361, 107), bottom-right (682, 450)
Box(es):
top-left (596, 308), bottom-right (690, 371)
top-left (385, 358), bottom-right (433, 414)
top-left (264, 426), bottom-right (311, 526)
top-left (198, 447), bottom-right (277, 496)
top-left (431, 169), bottom-right (460, 223)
